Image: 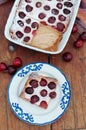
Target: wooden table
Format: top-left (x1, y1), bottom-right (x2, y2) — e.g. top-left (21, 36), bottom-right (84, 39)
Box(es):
top-left (0, 1), bottom-right (86, 130)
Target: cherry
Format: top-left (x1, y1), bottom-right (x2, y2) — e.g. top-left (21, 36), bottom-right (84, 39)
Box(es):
top-left (18, 12), bottom-right (26, 18)
top-left (16, 31), bottom-right (23, 38)
top-left (17, 20), bottom-right (24, 27)
top-left (39, 78), bottom-right (47, 86)
top-left (26, 5), bottom-right (33, 12)
top-left (40, 89), bottom-right (47, 97)
top-left (29, 79), bottom-right (38, 88)
top-left (62, 52), bottom-right (73, 62)
top-left (79, 32), bottom-right (86, 41)
top-left (48, 16), bottom-right (56, 24)
top-left (31, 22), bottom-right (39, 29)
top-left (23, 36), bottom-right (30, 42)
top-left (40, 101), bottom-right (48, 109)
top-left (0, 62), bottom-right (7, 72)
top-left (26, 18), bottom-right (31, 24)
top-left (64, 2), bottom-right (73, 7)
top-left (58, 14), bottom-right (66, 21)
top-left (44, 5), bottom-right (50, 11)
top-left (48, 82), bottom-right (56, 89)
top-left (38, 13), bottom-right (46, 19)
top-left (72, 24), bottom-right (78, 33)
top-left (25, 87), bottom-right (34, 94)
top-left (30, 95), bottom-right (39, 104)
top-left (51, 8), bottom-right (59, 15)
top-left (56, 3), bottom-right (63, 9)
top-left (36, 2), bottom-right (42, 8)
top-left (24, 26), bottom-right (31, 33)
top-left (8, 65), bottom-right (17, 75)
top-left (13, 57), bottom-right (22, 68)
top-left (49, 91), bottom-right (57, 99)
top-left (73, 39), bottom-right (83, 48)
top-left (63, 9), bottom-right (71, 15)
top-left (56, 22), bottom-right (65, 32)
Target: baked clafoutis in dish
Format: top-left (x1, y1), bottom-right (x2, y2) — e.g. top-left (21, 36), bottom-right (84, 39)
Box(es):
top-left (9, 0), bottom-right (73, 52)
top-left (20, 72), bottom-right (58, 109)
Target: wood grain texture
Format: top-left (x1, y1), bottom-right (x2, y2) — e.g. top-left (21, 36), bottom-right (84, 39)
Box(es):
top-left (0, 1), bottom-right (86, 130)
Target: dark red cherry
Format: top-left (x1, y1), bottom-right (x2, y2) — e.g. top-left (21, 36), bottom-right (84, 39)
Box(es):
top-left (49, 91), bottom-right (57, 99)
top-left (16, 31), bottom-right (23, 38)
top-left (0, 62), bottom-right (7, 72)
top-left (64, 2), bottom-right (73, 7)
top-left (72, 24), bottom-right (78, 33)
top-left (25, 0), bottom-right (32, 3)
top-left (13, 57), bottom-right (22, 68)
top-left (8, 65), bottom-right (17, 75)
top-left (26, 5), bottom-right (33, 12)
top-left (31, 22), bottom-right (39, 29)
top-left (63, 9), bottom-right (71, 15)
top-left (40, 89), bottom-right (47, 97)
top-left (48, 82), bottom-right (56, 89)
top-left (17, 20), bottom-right (24, 27)
top-left (62, 52), bottom-right (73, 62)
top-left (26, 18), bottom-right (31, 24)
top-left (38, 13), bottom-right (46, 19)
top-left (23, 36), bottom-right (30, 42)
top-left (51, 8), bottom-right (59, 15)
top-left (44, 5), bottom-right (50, 11)
top-left (58, 14), bottom-right (66, 21)
top-left (25, 87), bottom-right (34, 94)
top-left (29, 79), bottom-right (38, 88)
top-left (48, 16), bottom-right (56, 23)
top-left (79, 32), bottom-right (86, 41)
top-left (56, 22), bottom-right (65, 32)
top-left (30, 95), bottom-right (39, 104)
top-left (36, 2), bottom-right (42, 8)
top-left (24, 26), bottom-right (31, 33)
top-left (19, 12), bottom-right (26, 18)
top-left (56, 3), bottom-right (63, 9)
top-left (73, 39), bottom-right (83, 48)
top-left (39, 78), bottom-right (47, 86)
top-left (40, 101), bottom-right (48, 109)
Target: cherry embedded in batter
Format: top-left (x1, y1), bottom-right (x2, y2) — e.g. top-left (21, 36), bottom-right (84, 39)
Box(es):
top-left (58, 14), bottom-right (66, 21)
top-left (56, 22), bottom-right (65, 32)
top-left (40, 78), bottom-right (47, 86)
top-left (19, 12), bottom-right (26, 18)
top-left (51, 8), bottom-right (59, 15)
top-left (48, 82), bottom-right (56, 89)
top-left (25, 0), bottom-right (32, 3)
top-left (26, 18), bottom-right (31, 24)
top-left (25, 87), bottom-right (34, 94)
top-left (40, 89), bottom-right (47, 97)
top-left (31, 22), bottom-right (39, 29)
top-left (23, 36), bottom-right (30, 42)
top-left (64, 2), bottom-right (73, 7)
top-left (49, 91), bottom-right (57, 99)
top-left (44, 5), bottom-right (50, 11)
top-left (63, 9), bottom-right (71, 15)
top-left (56, 3), bottom-right (63, 9)
top-left (48, 16), bottom-right (56, 24)
top-left (38, 13), bottom-right (46, 19)
top-left (24, 26), bottom-right (31, 33)
top-left (30, 95), bottom-right (39, 104)
top-left (29, 79), bottom-right (38, 88)
top-left (36, 2), bottom-right (42, 8)
top-left (16, 31), bottom-right (23, 38)
top-left (26, 5), bottom-right (33, 12)
top-left (17, 20), bottom-right (24, 27)
top-left (40, 101), bottom-right (48, 109)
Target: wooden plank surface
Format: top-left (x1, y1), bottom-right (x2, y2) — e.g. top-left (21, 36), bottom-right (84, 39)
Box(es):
top-left (0, 1), bottom-right (86, 130)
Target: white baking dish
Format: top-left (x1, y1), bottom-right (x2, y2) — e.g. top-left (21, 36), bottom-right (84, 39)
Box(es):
top-left (4, 0), bottom-right (81, 54)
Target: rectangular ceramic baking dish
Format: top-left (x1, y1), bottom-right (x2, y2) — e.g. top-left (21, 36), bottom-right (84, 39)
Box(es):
top-left (4, 0), bottom-right (81, 54)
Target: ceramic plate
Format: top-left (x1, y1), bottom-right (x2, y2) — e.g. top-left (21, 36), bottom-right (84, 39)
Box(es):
top-left (4, 0), bottom-right (81, 54)
top-left (8, 62), bottom-right (71, 125)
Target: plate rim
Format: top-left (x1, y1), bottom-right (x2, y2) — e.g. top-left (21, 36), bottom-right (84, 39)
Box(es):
top-left (8, 62), bottom-right (71, 125)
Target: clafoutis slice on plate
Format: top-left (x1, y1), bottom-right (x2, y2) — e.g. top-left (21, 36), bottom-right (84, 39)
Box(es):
top-left (20, 72), bottom-right (58, 109)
